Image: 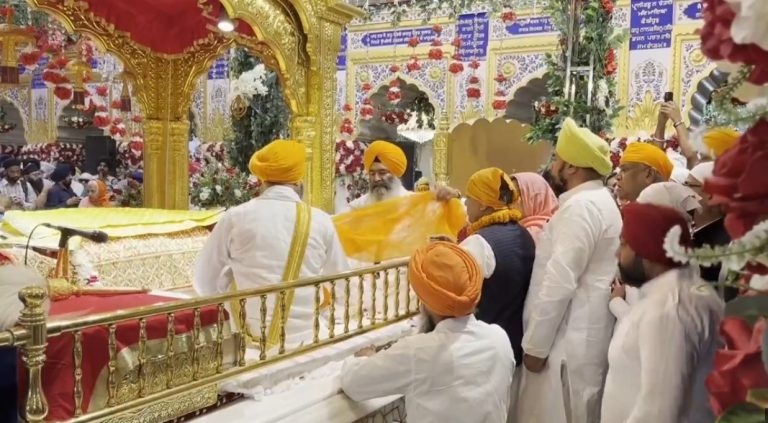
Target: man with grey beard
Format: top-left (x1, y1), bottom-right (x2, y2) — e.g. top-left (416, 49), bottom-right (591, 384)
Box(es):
top-left (346, 140), bottom-right (411, 210)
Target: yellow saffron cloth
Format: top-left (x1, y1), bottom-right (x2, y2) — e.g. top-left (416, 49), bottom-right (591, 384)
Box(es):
top-left (248, 139), bottom-right (306, 183)
top-left (703, 127), bottom-right (741, 158)
top-left (333, 192), bottom-right (467, 263)
top-left (1, 207), bottom-right (223, 249)
top-left (620, 142), bottom-right (674, 181)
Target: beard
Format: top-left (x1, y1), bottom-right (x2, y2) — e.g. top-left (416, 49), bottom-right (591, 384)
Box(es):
top-left (5, 176), bottom-right (19, 185)
top-left (29, 178), bottom-right (44, 194)
top-left (419, 306), bottom-right (436, 333)
top-left (619, 256), bottom-right (649, 288)
top-left (370, 177), bottom-right (401, 202)
top-left (546, 167), bottom-right (567, 197)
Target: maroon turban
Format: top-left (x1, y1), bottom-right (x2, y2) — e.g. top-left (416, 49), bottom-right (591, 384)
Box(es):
top-left (621, 202), bottom-right (691, 268)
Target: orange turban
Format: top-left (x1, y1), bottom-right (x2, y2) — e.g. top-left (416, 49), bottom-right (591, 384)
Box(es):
top-left (703, 127), bottom-right (740, 158)
top-left (466, 167), bottom-right (519, 210)
top-left (408, 241), bottom-right (482, 317)
top-left (620, 142), bottom-right (674, 181)
top-left (363, 140), bottom-right (407, 177)
top-left (248, 140), bottom-right (306, 184)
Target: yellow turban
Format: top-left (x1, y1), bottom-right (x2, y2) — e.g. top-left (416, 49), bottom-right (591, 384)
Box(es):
top-left (364, 140), bottom-right (407, 177)
top-left (555, 118), bottom-right (613, 176)
top-left (466, 167), bottom-right (519, 210)
top-left (408, 241), bottom-right (482, 317)
top-left (248, 140), bottom-right (306, 184)
top-left (703, 127), bottom-right (740, 158)
top-left (620, 142), bottom-right (674, 181)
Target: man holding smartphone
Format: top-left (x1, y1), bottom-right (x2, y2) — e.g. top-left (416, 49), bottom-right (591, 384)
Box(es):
top-left (654, 92), bottom-right (700, 169)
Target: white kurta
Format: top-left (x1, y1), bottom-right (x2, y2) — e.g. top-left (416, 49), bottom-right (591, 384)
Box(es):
top-left (341, 315), bottom-right (514, 423)
top-left (193, 185), bottom-right (349, 346)
top-left (342, 184), bottom-right (414, 320)
top-left (518, 180), bottom-right (622, 423)
top-left (601, 267), bottom-right (723, 423)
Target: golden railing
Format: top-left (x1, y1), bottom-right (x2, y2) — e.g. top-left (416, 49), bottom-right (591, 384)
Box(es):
top-left (0, 259), bottom-right (417, 423)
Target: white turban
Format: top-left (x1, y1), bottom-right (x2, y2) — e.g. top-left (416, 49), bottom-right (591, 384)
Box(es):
top-left (636, 182), bottom-right (701, 223)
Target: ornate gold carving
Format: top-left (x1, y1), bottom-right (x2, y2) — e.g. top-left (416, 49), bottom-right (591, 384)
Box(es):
top-left (501, 62), bottom-right (518, 78)
top-left (18, 286), bottom-right (49, 423)
top-left (73, 330), bottom-right (83, 416)
top-left (357, 71), bottom-right (371, 83)
top-left (433, 113), bottom-right (451, 185)
top-left (291, 115), bottom-right (318, 203)
top-left (689, 48), bottom-right (706, 67)
top-left (100, 386), bottom-right (218, 423)
top-left (619, 91), bottom-right (660, 136)
top-left (229, 95), bottom-right (248, 120)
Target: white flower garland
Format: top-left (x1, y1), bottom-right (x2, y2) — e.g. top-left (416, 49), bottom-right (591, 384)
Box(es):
top-left (664, 221), bottom-right (768, 272)
top-left (229, 64), bottom-right (269, 105)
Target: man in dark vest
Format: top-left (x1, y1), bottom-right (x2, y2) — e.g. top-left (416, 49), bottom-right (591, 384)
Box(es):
top-left (439, 167), bottom-right (536, 364)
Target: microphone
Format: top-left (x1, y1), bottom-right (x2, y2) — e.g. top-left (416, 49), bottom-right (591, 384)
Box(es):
top-left (41, 223), bottom-right (109, 244)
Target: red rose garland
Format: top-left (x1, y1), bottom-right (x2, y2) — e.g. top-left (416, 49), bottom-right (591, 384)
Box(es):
top-left (406, 36), bottom-right (422, 74)
top-left (429, 25), bottom-right (444, 61)
top-left (604, 48), bottom-right (617, 76)
top-left (387, 78), bottom-right (401, 104)
top-left (448, 37), bottom-right (464, 75)
top-left (492, 73), bottom-right (509, 115)
top-left (360, 97), bottom-right (374, 120)
top-left (501, 11), bottom-right (517, 24)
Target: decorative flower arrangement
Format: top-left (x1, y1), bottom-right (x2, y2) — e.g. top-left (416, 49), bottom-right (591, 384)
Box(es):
top-left (661, 1), bottom-right (768, 421)
top-left (189, 162), bottom-right (258, 209)
top-left (228, 64), bottom-right (268, 104)
top-left (406, 55), bottom-right (422, 73)
top-left (335, 102), bottom-right (368, 204)
top-left (526, 0), bottom-right (625, 145)
top-left (17, 143), bottom-right (84, 167)
top-left (428, 24), bottom-right (444, 61)
top-left (501, 10), bottom-right (517, 24)
top-left (493, 73), bottom-right (509, 115)
top-left (359, 98), bottom-right (374, 121)
top-left (387, 79), bottom-right (402, 104)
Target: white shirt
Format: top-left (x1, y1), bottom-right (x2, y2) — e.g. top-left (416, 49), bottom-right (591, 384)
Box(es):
top-left (341, 315), bottom-right (514, 423)
top-left (518, 179), bottom-right (622, 423)
top-left (193, 185), bottom-right (349, 345)
top-left (0, 178), bottom-right (36, 210)
top-left (601, 267), bottom-right (723, 423)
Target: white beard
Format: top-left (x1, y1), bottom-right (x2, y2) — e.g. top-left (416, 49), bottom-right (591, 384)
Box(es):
top-left (371, 178), bottom-right (404, 203)
top-left (0, 265), bottom-right (47, 330)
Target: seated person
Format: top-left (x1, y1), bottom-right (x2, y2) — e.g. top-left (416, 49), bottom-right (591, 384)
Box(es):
top-left (341, 242), bottom-right (514, 423)
top-left (79, 180), bottom-right (112, 208)
top-left (45, 164), bottom-right (81, 209)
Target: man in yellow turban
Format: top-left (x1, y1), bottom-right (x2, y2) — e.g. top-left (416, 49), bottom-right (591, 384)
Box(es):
top-left (517, 118), bottom-right (622, 423)
top-left (616, 142), bottom-right (674, 202)
top-left (341, 242), bottom-right (515, 423)
top-left (703, 127), bottom-right (740, 158)
top-left (346, 140), bottom-right (410, 210)
top-left (194, 140), bottom-right (349, 348)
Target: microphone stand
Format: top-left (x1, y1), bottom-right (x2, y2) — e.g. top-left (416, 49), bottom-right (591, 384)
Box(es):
top-left (50, 232), bottom-right (73, 283)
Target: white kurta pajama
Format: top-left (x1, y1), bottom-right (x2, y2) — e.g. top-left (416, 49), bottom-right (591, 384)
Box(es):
top-left (601, 267), bottom-right (723, 423)
top-left (517, 180), bottom-right (622, 423)
top-left (193, 185), bottom-right (349, 347)
top-left (341, 315), bottom-right (515, 423)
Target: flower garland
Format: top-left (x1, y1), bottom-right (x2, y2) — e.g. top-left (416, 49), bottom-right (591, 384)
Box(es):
top-left (664, 222), bottom-right (768, 274)
top-left (467, 208), bottom-right (523, 235)
top-left (335, 104), bottom-right (368, 203)
top-left (526, 0), bottom-right (625, 145)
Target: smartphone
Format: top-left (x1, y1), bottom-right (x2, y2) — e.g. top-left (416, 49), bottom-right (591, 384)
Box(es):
top-left (663, 92), bottom-right (673, 102)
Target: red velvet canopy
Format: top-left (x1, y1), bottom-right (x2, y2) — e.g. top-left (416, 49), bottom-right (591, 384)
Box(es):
top-left (81, 0), bottom-right (255, 55)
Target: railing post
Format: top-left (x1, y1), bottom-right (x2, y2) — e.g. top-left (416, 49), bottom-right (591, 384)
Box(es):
top-left (18, 286), bottom-right (48, 423)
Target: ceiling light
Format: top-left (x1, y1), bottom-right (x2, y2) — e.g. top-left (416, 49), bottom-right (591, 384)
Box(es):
top-left (217, 7), bottom-right (235, 32)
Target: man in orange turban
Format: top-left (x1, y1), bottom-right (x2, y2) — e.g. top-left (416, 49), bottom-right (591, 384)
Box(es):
top-left (616, 142), bottom-right (674, 202)
top-left (341, 242), bottom-right (515, 423)
top-left (195, 139), bottom-right (349, 348)
top-left (346, 140), bottom-right (410, 210)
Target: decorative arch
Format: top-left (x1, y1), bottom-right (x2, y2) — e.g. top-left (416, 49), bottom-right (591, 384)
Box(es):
top-left (0, 92), bottom-right (30, 135)
top-left (504, 75), bottom-right (549, 124)
top-left (687, 67), bottom-right (727, 129)
top-left (368, 73), bottom-right (442, 116)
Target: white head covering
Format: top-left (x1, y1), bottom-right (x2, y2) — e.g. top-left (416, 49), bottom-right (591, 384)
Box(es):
top-left (636, 182), bottom-right (702, 223)
top-left (40, 161), bottom-right (55, 178)
top-left (78, 172), bottom-right (96, 181)
top-left (689, 162), bottom-right (715, 184)
top-left (671, 167), bottom-right (690, 184)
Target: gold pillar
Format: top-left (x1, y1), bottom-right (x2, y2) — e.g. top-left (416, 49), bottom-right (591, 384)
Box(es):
top-left (291, 116), bottom-right (318, 203)
top-left (143, 119), bottom-right (191, 209)
top-left (18, 286), bottom-right (49, 423)
top-left (433, 113), bottom-right (450, 185)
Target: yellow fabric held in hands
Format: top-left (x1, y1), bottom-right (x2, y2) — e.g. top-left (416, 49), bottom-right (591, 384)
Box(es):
top-left (333, 192), bottom-right (467, 263)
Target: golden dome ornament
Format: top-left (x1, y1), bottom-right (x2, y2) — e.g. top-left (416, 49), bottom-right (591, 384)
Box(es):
top-left (230, 94), bottom-right (248, 119)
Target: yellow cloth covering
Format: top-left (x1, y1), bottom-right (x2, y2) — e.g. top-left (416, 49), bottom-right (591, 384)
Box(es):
top-left (466, 167), bottom-right (519, 210)
top-left (248, 139), bottom-right (306, 183)
top-left (620, 142), bottom-right (674, 181)
top-left (333, 192), bottom-right (467, 263)
top-left (556, 118), bottom-right (613, 176)
top-left (703, 127), bottom-right (741, 158)
top-left (1, 208), bottom-right (222, 249)
top-left (363, 140), bottom-right (407, 177)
